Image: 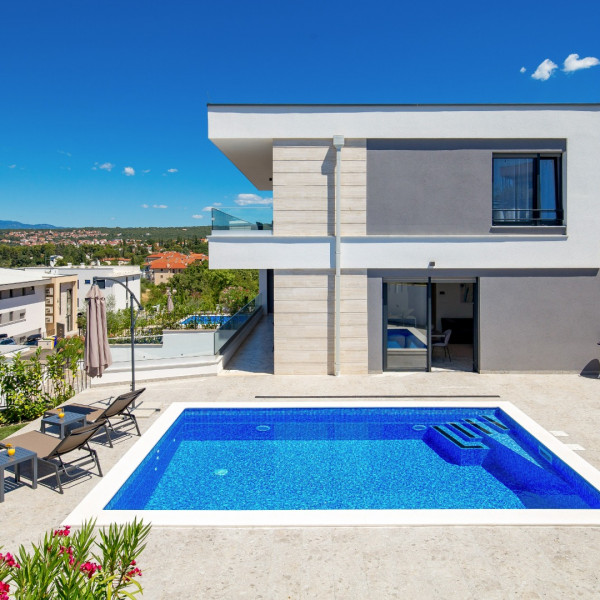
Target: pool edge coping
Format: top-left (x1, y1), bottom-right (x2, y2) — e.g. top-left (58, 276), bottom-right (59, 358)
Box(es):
top-left (65, 400), bottom-right (600, 527)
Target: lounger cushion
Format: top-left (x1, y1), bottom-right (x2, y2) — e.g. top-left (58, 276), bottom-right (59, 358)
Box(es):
top-left (5, 431), bottom-right (59, 460)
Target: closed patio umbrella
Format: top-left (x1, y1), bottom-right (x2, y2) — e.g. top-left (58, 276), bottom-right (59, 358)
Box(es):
top-left (84, 285), bottom-right (112, 378)
top-left (166, 288), bottom-right (174, 313)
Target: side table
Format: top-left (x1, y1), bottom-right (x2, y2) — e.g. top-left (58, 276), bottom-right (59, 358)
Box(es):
top-left (41, 412), bottom-right (87, 439)
top-left (0, 446), bottom-right (37, 502)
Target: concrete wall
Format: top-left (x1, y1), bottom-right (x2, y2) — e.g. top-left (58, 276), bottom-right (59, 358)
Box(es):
top-left (274, 269), bottom-right (333, 375)
top-left (273, 269), bottom-right (369, 375)
top-left (366, 139), bottom-right (566, 235)
top-left (272, 139), bottom-right (366, 236)
top-left (479, 272), bottom-right (600, 372)
top-left (367, 276), bottom-right (383, 373)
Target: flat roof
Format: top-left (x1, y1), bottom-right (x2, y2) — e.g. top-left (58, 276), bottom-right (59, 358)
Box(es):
top-left (0, 268), bottom-right (50, 287)
top-left (208, 102), bottom-right (600, 108)
top-left (208, 104), bottom-right (600, 190)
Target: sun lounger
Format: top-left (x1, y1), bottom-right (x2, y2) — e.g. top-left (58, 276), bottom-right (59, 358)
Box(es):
top-left (1, 421), bottom-right (106, 493)
top-left (46, 387), bottom-right (146, 448)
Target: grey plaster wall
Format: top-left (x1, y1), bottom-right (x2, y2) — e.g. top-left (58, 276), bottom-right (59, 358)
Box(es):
top-left (367, 276), bottom-right (383, 373)
top-left (366, 139), bottom-right (566, 235)
top-left (479, 272), bottom-right (600, 373)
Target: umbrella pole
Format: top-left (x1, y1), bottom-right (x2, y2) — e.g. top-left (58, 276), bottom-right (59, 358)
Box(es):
top-left (93, 276), bottom-right (142, 404)
top-left (130, 292), bottom-right (136, 393)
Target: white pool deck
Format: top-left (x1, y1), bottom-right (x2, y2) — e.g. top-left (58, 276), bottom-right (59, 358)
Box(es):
top-left (3, 318), bottom-right (600, 598)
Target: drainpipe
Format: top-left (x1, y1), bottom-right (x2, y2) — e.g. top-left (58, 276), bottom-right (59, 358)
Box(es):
top-left (333, 135), bottom-right (345, 376)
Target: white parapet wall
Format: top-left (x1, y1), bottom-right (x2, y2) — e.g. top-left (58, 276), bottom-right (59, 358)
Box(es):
top-left (92, 308), bottom-right (264, 386)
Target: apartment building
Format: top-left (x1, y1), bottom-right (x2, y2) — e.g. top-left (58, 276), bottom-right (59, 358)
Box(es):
top-left (0, 268), bottom-right (78, 342)
top-left (26, 265), bottom-right (141, 312)
top-left (207, 104), bottom-right (600, 375)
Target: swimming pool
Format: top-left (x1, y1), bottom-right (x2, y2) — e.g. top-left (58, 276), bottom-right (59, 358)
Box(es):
top-left (180, 315), bottom-right (229, 326)
top-left (387, 328), bottom-right (426, 349)
top-left (68, 401), bottom-right (600, 526)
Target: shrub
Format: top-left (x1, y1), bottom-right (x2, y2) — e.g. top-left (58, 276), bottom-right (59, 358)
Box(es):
top-left (218, 286), bottom-right (251, 315)
top-left (0, 348), bottom-right (77, 425)
top-left (0, 519), bottom-right (151, 599)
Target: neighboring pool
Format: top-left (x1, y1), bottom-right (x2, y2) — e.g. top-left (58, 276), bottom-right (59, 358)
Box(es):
top-left (180, 314), bottom-right (229, 326)
top-left (387, 328), bottom-right (426, 349)
top-left (68, 402), bottom-right (600, 526)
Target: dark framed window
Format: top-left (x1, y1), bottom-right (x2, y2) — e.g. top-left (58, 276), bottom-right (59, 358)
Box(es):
top-left (492, 154), bottom-right (563, 226)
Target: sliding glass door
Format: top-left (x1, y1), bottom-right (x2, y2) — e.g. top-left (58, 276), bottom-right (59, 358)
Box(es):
top-left (383, 279), bottom-right (478, 372)
top-left (384, 282), bottom-right (430, 372)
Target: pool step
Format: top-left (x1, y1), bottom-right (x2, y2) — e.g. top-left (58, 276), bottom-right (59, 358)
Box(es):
top-left (461, 417), bottom-right (543, 467)
top-left (424, 424), bottom-right (490, 466)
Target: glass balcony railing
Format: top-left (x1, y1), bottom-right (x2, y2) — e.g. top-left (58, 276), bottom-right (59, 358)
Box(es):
top-left (211, 207), bottom-right (273, 233)
top-left (214, 294), bottom-right (262, 354)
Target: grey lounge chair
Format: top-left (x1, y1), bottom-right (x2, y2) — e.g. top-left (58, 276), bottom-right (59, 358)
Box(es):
top-left (432, 329), bottom-right (452, 361)
top-left (45, 388), bottom-right (146, 448)
top-left (1, 421), bottom-right (106, 493)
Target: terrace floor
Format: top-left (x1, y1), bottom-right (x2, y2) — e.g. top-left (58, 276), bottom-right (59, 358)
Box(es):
top-left (2, 365), bottom-right (600, 598)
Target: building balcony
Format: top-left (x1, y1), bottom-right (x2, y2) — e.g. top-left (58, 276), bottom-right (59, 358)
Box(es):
top-left (211, 207), bottom-right (273, 236)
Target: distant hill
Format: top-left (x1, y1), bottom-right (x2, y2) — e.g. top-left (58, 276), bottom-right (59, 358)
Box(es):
top-left (0, 220), bottom-right (60, 230)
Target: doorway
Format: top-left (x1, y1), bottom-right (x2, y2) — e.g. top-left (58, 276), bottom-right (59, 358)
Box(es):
top-left (383, 279), bottom-right (477, 372)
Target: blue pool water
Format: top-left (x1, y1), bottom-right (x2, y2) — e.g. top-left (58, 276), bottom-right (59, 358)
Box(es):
top-left (106, 408), bottom-right (600, 511)
top-left (387, 329), bottom-right (426, 349)
top-left (180, 314), bottom-right (229, 326)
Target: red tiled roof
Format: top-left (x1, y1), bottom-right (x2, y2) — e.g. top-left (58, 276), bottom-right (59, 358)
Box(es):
top-left (148, 252), bottom-right (207, 271)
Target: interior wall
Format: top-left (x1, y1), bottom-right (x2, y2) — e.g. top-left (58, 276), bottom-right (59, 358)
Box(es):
top-left (434, 283), bottom-right (474, 330)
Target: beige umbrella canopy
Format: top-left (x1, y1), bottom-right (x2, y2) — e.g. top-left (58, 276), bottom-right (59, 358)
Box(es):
top-left (84, 285), bottom-right (113, 378)
top-left (166, 288), bottom-right (174, 313)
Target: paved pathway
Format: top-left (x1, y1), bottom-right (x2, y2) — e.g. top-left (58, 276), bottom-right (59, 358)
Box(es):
top-left (223, 314), bottom-right (274, 375)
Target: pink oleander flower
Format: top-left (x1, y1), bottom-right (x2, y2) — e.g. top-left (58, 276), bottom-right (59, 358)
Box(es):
top-left (125, 566), bottom-right (142, 580)
top-left (0, 552), bottom-right (20, 569)
top-left (53, 526), bottom-right (71, 537)
top-left (0, 580), bottom-right (9, 600)
top-left (79, 561), bottom-right (102, 579)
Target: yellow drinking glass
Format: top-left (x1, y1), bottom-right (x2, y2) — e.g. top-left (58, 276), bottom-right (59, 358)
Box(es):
top-left (58, 411), bottom-right (65, 419)
top-left (5, 443), bottom-right (15, 457)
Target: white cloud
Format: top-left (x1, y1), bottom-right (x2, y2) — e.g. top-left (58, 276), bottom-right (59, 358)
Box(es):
top-left (142, 169), bottom-right (151, 174)
top-left (153, 204), bottom-right (168, 209)
top-left (520, 66), bottom-right (526, 73)
top-left (8, 164), bottom-right (16, 169)
top-left (531, 59), bottom-right (558, 81)
top-left (58, 149), bottom-right (72, 157)
top-left (191, 214), bottom-right (204, 219)
top-left (97, 162), bottom-right (115, 172)
top-left (202, 203), bottom-right (223, 211)
top-left (123, 166), bottom-right (135, 176)
top-left (141, 204), bottom-right (149, 209)
top-left (563, 53), bottom-right (600, 72)
top-left (234, 193), bottom-right (273, 206)
top-left (166, 168), bottom-right (178, 173)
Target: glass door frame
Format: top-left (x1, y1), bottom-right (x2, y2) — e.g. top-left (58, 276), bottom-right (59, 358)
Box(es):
top-left (383, 277), bottom-right (478, 373)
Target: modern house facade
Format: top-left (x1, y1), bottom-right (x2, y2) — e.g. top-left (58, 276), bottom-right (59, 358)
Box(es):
top-left (207, 104), bottom-right (600, 375)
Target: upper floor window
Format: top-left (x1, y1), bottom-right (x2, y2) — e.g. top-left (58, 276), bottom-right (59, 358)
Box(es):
top-left (492, 155), bottom-right (563, 226)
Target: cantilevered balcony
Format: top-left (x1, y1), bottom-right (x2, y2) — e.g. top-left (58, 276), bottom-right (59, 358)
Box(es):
top-left (211, 207), bottom-right (273, 236)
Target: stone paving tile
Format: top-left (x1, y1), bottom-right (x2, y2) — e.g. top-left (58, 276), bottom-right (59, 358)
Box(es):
top-left (2, 361), bottom-right (600, 599)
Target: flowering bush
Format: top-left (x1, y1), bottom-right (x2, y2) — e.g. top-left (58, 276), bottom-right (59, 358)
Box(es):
top-left (0, 519), bottom-right (150, 599)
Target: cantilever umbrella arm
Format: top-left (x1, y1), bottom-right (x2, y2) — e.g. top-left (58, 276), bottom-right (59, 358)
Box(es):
top-left (93, 276), bottom-right (143, 394)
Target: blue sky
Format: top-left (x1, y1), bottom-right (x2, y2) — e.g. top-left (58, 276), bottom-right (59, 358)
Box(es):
top-left (1, 0), bottom-right (598, 228)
